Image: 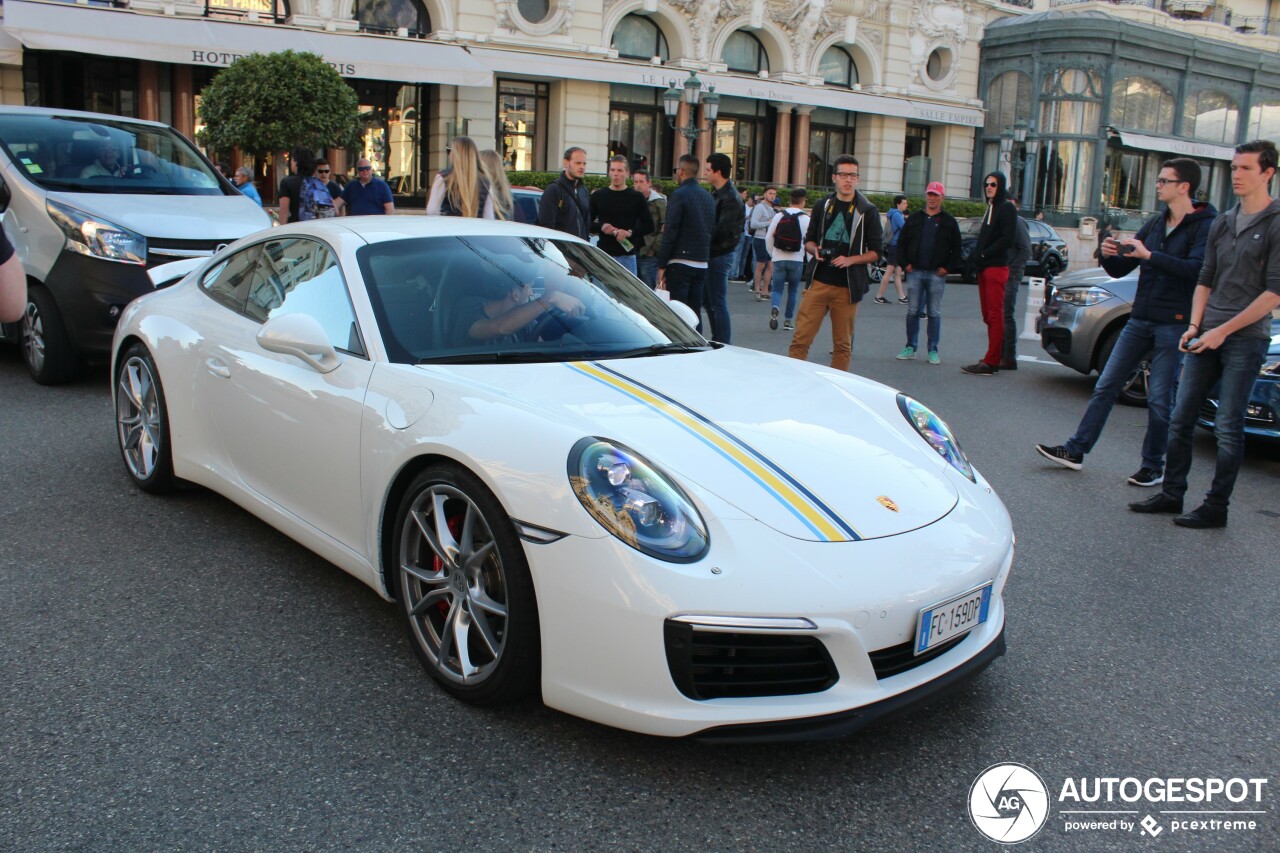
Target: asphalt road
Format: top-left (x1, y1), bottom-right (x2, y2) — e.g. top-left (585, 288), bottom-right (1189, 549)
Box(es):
top-left (2, 278), bottom-right (1277, 852)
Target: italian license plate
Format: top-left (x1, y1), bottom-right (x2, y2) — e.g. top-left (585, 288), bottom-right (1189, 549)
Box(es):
top-left (914, 584), bottom-right (992, 655)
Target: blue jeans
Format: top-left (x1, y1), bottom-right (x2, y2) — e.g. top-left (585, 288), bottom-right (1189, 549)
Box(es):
top-left (1162, 334), bottom-right (1269, 511)
top-left (904, 270), bottom-right (945, 353)
top-left (1064, 319), bottom-right (1184, 470)
top-left (663, 264), bottom-right (706, 334)
top-left (706, 249), bottom-right (737, 343)
top-left (637, 256), bottom-right (658, 289)
top-left (614, 254), bottom-right (638, 275)
top-left (770, 260), bottom-right (803, 320)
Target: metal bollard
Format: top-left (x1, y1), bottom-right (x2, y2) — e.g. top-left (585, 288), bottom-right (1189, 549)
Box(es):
top-left (1020, 277), bottom-right (1046, 342)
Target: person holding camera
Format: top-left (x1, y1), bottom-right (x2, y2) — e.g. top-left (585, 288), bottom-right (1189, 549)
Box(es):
top-left (787, 154), bottom-right (882, 372)
top-left (1036, 158), bottom-right (1216, 487)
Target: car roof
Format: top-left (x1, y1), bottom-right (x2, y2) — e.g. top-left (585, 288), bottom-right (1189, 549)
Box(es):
top-left (270, 215), bottom-right (586, 246)
top-left (0, 104), bottom-right (172, 130)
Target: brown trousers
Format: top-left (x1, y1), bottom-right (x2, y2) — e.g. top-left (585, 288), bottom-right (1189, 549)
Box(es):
top-left (787, 282), bottom-right (860, 372)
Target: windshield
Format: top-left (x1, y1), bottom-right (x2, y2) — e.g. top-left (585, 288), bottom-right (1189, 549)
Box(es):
top-left (0, 113), bottom-right (231, 196)
top-left (358, 235), bottom-right (709, 364)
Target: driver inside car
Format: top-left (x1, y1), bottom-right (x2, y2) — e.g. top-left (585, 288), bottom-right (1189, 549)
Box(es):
top-left (456, 280), bottom-right (585, 345)
top-left (80, 139), bottom-right (122, 178)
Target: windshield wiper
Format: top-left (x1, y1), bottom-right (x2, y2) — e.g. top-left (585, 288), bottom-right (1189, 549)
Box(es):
top-left (605, 343), bottom-right (710, 359)
top-left (417, 351), bottom-right (563, 365)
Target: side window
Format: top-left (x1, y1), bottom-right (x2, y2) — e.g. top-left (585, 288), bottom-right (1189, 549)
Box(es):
top-left (249, 237), bottom-right (365, 357)
top-left (199, 244), bottom-right (263, 313)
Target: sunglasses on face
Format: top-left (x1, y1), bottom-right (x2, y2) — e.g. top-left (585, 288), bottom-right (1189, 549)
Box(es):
top-left (357, 166), bottom-right (372, 171)
top-left (317, 169), bottom-right (330, 174)
top-left (984, 182), bottom-right (998, 187)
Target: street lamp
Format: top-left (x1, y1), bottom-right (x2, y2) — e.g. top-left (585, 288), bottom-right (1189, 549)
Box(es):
top-left (663, 71), bottom-right (720, 145)
top-left (1000, 120), bottom-right (1037, 210)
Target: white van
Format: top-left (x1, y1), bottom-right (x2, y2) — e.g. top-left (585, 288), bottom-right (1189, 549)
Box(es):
top-left (0, 106), bottom-right (272, 383)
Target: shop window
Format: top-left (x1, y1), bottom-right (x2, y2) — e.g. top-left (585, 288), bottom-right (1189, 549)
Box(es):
top-left (1248, 101), bottom-right (1280, 144)
top-left (818, 46), bottom-right (857, 89)
top-left (1183, 90), bottom-right (1240, 145)
top-left (983, 71), bottom-right (1031, 136)
top-left (1033, 139), bottom-right (1094, 213)
top-left (354, 0), bottom-right (431, 36)
top-left (24, 51), bottom-right (137, 117)
top-left (807, 108), bottom-right (855, 188)
top-left (612, 14), bottom-right (669, 62)
top-left (498, 79), bottom-right (548, 171)
top-left (609, 85), bottom-right (670, 175)
top-left (1040, 98), bottom-right (1101, 137)
top-left (712, 97), bottom-right (767, 183)
top-left (723, 31), bottom-right (769, 75)
top-left (351, 79), bottom-right (424, 202)
top-left (1110, 76), bottom-right (1174, 135)
top-left (904, 125), bottom-right (931, 196)
top-left (1104, 147), bottom-right (1158, 211)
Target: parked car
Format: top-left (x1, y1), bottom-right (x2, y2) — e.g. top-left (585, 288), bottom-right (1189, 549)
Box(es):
top-left (113, 216), bottom-right (1012, 740)
top-left (959, 217), bottom-right (1069, 283)
top-left (1037, 266), bottom-right (1148, 406)
top-left (0, 106), bottom-right (272, 384)
top-left (1196, 319), bottom-right (1280, 444)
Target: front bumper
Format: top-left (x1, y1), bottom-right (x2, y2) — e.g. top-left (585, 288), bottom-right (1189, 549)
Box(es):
top-left (43, 250), bottom-right (153, 359)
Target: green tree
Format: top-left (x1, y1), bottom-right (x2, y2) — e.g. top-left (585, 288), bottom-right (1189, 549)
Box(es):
top-left (196, 50), bottom-right (361, 160)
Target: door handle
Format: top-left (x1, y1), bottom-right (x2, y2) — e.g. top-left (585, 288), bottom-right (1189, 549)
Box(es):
top-left (205, 357), bottom-right (230, 379)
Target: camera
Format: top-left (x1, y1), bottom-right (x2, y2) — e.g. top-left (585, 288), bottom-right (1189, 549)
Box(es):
top-left (819, 247), bottom-right (837, 261)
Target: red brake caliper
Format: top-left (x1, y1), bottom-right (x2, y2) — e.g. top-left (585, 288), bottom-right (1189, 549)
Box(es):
top-left (431, 514), bottom-right (465, 617)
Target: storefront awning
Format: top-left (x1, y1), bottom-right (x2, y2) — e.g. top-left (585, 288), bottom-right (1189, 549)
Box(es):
top-left (469, 48), bottom-right (985, 128)
top-left (2, 0), bottom-right (491, 87)
top-left (1109, 129), bottom-right (1235, 162)
top-left (0, 25), bottom-right (21, 66)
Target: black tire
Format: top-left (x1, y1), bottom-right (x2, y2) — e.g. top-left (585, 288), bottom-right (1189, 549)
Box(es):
top-left (1042, 253), bottom-right (1063, 280)
top-left (393, 463), bottom-right (540, 705)
top-left (21, 286), bottom-right (76, 385)
top-left (1096, 327), bottom-right (1151, 408)
top-left (114, 343), bottom-right (177, 493)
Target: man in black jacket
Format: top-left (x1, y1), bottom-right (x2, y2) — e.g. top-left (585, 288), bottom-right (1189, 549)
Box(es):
top-left (590, 155), bottom-right (653, 276)
top-left (657, 154), bottom-right (715, 327)
top-left (963, 171), bottom-right (1018, 375)
top-left (537, 147), bottom-right (591, 239)
top-left (894, 182), bottom-right (961, 365)
top-left (1036, 158), bottom-right (1216, 487)
top-left (788, 154), bottom-right (883, 372)
top-left (705, 152), bottom-right (745, 343)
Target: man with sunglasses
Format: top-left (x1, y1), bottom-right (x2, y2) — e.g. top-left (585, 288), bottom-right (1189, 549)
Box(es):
top-left (1036, 158), bottom-right (1216, 489)
top-left (962, 171), bottom-right (1017, 375)
top-left (788, 154), bottom-right (883, 372)
top-left (341, 157), bottom-right (395, 216)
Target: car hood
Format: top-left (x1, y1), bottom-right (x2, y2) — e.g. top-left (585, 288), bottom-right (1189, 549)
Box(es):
top-left (433, 347), bottom-right (961, 541)
top-left (46, 191), bottom-right (271, 239)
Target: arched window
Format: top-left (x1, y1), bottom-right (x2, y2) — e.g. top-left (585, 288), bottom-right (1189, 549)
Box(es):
top-left (1184, 90), bottom-right (1239, 144)
top-left (818, 46), bottom-right (857, 89)
top-left (723, 30), bottom-right (769, 74)
top-left (983, 70), bottom-right (1031, 136)
top-left (1248, 101), bottom-right (1280, 144)
top-left (1040, 68), bottom-right (1103, 136)
top-left (612, 14), bottom-right (669, 62)
top-left (1110, 76), bottom-right (1175, 135)
top-left (355, 0), bottom-right (431, 36)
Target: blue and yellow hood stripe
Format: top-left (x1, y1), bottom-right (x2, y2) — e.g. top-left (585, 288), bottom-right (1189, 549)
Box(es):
top-left (567, 362), bottom-right (861, 542)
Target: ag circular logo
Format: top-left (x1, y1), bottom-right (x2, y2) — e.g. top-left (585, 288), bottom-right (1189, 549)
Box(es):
top-left (968, 763), bottom-right (1050, 844)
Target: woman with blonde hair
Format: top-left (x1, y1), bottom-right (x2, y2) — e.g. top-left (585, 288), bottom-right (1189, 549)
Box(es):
top-left (479, 149), bottom-right (513, 221)
top-left (426, 136), bottom-right (494, 218)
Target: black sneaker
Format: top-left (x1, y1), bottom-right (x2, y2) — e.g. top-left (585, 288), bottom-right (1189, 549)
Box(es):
top-left (1129, 493), bottom-right (1183, 514)
top-left (769, 306), bottom-right (779, 330)
top-left (961, 362), bottom-right (997, 376)
top-left (874, 296), bottom-right (890, 304)
top-left (1173, 505), bottom-right (1228, 528)
top-left (1127, 467), bottom-right (1164, 487)
top-left (898, 296), bottom-right (909, 304)
top-left (1035, 443), bottom-right (1082, 471)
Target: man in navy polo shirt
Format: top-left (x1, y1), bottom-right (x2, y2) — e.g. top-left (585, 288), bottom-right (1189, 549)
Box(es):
top-left (341, 158), bottom-right (395, 216)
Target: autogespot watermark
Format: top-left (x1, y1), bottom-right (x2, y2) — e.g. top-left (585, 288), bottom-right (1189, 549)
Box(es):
top-left (967, 767), bottom-right (1270, 844)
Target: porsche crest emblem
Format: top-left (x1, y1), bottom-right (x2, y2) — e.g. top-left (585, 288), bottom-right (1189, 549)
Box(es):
top-left (876, 496), bottom-right (899, 513)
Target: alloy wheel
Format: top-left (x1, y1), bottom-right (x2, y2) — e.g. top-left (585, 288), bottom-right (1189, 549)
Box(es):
top-left (117, 356), bottom-right (164, 481)
top-left (21, 300), bottom-right (45, 375)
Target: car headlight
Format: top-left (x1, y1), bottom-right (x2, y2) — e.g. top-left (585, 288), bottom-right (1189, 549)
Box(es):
top-left (47, 199), bottom-right (146, 265)
top-left (568, 438), bottom-right (708, 562)
top-left (896, 394), bottom-right (975, 482)
top-left (1055, 286), bottom-right (1112, 307)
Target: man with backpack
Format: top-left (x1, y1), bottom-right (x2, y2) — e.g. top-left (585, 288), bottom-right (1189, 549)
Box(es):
top-left (537, 147), bottom-right (591, 239)
top-left (278, 150), bottom-right (342, 224)
top-left (764, 188), bottom-right (811, 331)
top-left (874, 195), bottom-right (909, 304)
top-left (787, 154), bottom-right (883, 372)
top-left (894, 182), bottom-right (962, 365)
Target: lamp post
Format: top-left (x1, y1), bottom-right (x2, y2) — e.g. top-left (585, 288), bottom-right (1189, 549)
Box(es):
top-left (1000, 120), bottom-right (1036, 209)
top-left (662, 71), bottom-right (720, 147)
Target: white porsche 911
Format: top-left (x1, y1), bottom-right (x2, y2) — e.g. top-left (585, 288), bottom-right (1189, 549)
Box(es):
top-left (112, 217), bottom-right (1012, 741)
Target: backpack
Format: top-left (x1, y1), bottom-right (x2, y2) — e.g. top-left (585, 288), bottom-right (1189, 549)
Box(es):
top-left (297, 176), bottom-right (335, 221)
top-left (774, 210), bottom-right (803, 252)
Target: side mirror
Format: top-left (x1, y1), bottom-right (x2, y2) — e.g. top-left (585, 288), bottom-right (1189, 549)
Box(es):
top-left (257, 313), bottom-right (340, 373)
top-left (666, 298), bottom-right (700, 332)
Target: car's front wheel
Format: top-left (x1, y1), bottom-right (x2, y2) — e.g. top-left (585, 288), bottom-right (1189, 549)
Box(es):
top-left (393, 464), bottom-right (540, 704)
top-left (22, 287), bottom-right (76, 385)
top-left (115, 343), bottom-right (177, 493)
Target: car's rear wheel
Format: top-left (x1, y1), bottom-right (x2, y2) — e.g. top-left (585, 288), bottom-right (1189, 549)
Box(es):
top-left (1096, 328), bottom-right (1152, 408)
top-left (868, 259), bottom-right (885, 284)
top-left (394, 464), bottom-right (540, 704)
top-left (22, 287), bottom-right (76, 385)
top-left (115, 343), bottom-right (177, 493)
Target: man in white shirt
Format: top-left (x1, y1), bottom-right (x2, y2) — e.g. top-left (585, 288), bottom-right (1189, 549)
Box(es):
top-left (764, 188), bottom-right (812, 331)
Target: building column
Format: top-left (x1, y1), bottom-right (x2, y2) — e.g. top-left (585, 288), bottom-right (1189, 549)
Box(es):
top-left (673, 101), bottom-right (691, 162)
top-left (771, 103), bottom-right (791, 186)
top-left (694, 104), bottom-right (711, 166)
top-left (173, 64), bottom-right (194, 141)
top-left (138, 62), bottom-right (159, 123)
top-left (791, 106), bottom-right (814, 188)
